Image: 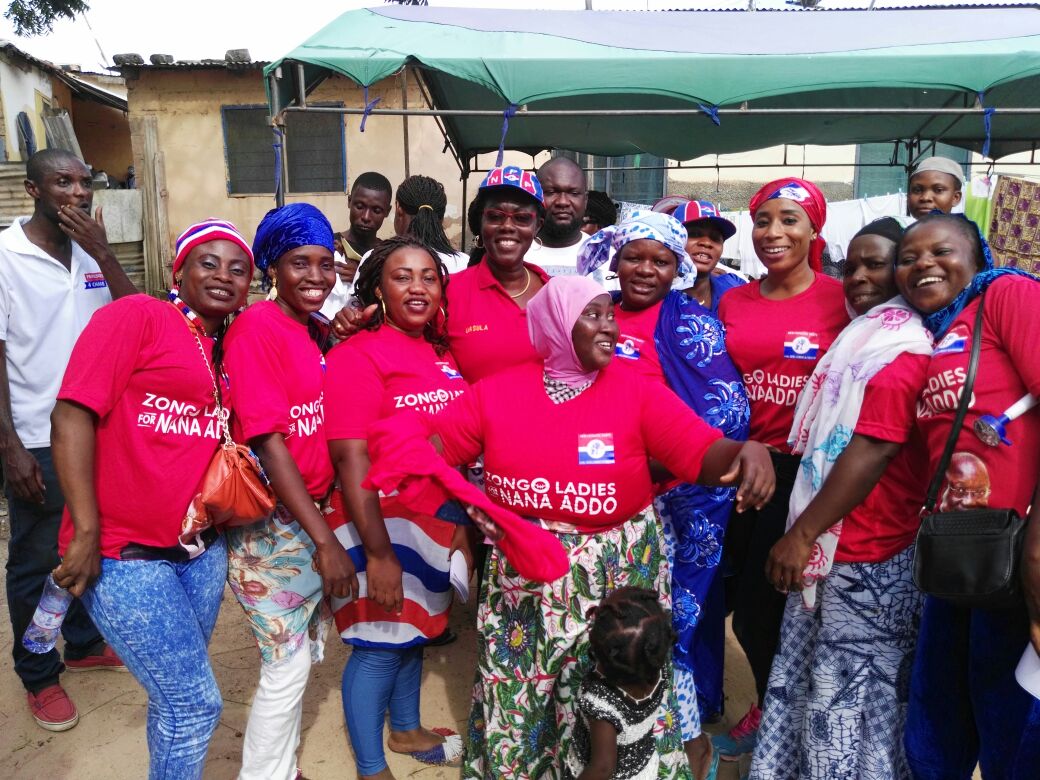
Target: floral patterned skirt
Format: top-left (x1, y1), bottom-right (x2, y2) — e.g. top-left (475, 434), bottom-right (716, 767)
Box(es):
top-left (463, 506), bottom-right (691, 780)
top-left (225, 505), bottom-right (332, 666)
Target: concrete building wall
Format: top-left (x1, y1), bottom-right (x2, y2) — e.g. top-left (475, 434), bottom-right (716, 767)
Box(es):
top-left (72, 97), bottom-right (133, 181)
top-left (124, 67), bottom-right (532, 250)
top-left (0, 53), bottom-right (53, 162)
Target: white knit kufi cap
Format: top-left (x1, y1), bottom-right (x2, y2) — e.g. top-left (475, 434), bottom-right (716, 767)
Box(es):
top-left (911, 156), bottom-right (965, 185)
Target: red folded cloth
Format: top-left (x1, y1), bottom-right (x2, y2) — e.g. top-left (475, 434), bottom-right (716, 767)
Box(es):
top-left (363, 411), bottom-right (570, 583)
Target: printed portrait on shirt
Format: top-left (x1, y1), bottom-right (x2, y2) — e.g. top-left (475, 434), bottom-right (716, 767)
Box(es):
top-left (939, 451), bottom-right (992, 511)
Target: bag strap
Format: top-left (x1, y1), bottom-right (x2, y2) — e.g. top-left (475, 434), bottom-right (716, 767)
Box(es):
top-left (924, 293), bottom-right (987, 511)
top-left (170, 302), bottom-right (235, 449)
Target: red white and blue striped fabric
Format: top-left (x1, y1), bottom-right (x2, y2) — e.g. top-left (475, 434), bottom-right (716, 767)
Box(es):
top-left (326, 491), bottom-right (454, 648)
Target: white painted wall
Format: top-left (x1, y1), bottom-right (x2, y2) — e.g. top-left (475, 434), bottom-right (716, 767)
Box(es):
top-left (0, 54), bottom-right (53, 162)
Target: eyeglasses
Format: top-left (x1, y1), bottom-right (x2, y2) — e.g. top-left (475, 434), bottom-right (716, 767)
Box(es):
top-left (483, 208), bottom-right (537, 228)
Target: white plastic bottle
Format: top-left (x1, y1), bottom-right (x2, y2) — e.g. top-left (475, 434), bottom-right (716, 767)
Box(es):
top-left (22, 574), bottom-right (73, 654)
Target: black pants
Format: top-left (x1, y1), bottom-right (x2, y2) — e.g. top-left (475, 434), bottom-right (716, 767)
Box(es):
top-left (723, 451), bottom-right (799, 705)
top-left (5, 447), bottom-right (103, 693)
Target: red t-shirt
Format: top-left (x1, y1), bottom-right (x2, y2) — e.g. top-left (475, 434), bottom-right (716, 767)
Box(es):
top-left (612, 301), bottom-right (665, 383)
top-left (916, 276), bottom-right (1040, 516)
top-left (223, 301), bottom-right (333, 499)
top-left (57, 296), bottom-right (227, 558)
top-left (445, 261), bottom-right (551, 382)
top-left (718, 274), bottom-right (849, 451)
top-left (324, 326), bottom-right (467, 439)
top-left (835, 352), bottom-right (930, 563)
top-left (424, 362), bottom-right (722, 533)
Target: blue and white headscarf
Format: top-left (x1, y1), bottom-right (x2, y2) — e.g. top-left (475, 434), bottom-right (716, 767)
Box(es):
top-left (578, 210), bottom-right (694, 280)
top-left (252, 203), bottom-right (335, 281)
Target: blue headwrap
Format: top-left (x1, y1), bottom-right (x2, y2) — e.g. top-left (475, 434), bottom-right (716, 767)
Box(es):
top-left (578, 210), bottom-right (693, 279)
top-left (906, 213), bottom-right (1037, 337)
top-left (252, 203), bottom-right (335, 278)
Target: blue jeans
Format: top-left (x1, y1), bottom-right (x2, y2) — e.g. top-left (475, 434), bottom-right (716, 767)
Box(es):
top-left (5, 446), bottom-right (103, 692)
top-left (81, 537), bottom-right (228, 780)
top-left (342, 645), bottom-right (423, 774)
top-left (905, 595), bottom-right (1040, 779)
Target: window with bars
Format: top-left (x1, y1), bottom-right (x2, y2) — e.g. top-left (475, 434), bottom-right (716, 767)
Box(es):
top-left (222, 104), bottom-right (345, 195)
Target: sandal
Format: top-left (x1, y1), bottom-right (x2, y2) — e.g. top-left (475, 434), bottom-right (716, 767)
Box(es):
top-left (408, 727), bottom-right (463, 766)
top-left (426, 629), bottom-right (457, 647)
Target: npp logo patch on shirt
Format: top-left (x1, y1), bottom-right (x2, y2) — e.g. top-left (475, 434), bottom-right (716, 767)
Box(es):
top-left (783, 331), bottom-right (819, 360)
top-left (933, 326), bottom-right (968, 357)
top-left (436, 362), bottom-right (463, 380)
top-left (84, 272), bottom-right (108, 290)
top-left (615, 336), bottom-right (643, 361)
top-left (578, 433), bottom-right (615, 465)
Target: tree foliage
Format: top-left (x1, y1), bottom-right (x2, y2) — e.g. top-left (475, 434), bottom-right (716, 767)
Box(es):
top-left (5, 0), bottom-right (88, 36)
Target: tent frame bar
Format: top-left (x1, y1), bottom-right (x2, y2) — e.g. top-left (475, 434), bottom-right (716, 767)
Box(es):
top-left (282, 105), bottom-right (1040, 117)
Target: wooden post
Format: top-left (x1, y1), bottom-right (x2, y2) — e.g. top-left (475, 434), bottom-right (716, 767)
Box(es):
top-left (131, 115), bottom-right (171, 295)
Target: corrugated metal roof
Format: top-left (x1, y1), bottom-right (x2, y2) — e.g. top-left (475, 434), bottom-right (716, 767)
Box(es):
top-left (594, 0), bottom-right (1039, 9)
top-left (0, 41), bottom-right (127, 111)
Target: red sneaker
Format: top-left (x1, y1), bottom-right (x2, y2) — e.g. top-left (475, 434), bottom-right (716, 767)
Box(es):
top-left (64, 644), bottom-right (128, 672)
top-left (28, 684), bottom-right (79, 731)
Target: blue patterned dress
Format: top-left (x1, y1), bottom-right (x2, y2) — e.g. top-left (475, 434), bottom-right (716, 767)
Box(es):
top-left (653, 283), bottom-right (749, 737)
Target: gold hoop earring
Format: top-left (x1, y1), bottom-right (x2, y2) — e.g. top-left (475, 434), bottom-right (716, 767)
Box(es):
top-left (380, 297), bottom-right (387, 318)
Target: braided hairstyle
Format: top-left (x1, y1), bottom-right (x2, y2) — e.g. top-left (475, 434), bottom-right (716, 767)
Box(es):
top-left (466, 195), bottom-right (485, 267)
top-left (353, 235), bottom-right (450, 355)
top-left (589, 587), bottom-right (675, 687)
top-left (396, 175), bottom-right (455, 256)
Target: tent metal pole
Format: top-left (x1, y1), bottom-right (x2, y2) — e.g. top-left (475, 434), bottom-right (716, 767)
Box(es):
top-left (469, 161), bottom-right (1040, 174)
top-left (295, 63), bottom-right (307, 109)
top-left (282, 105), bottom-right (1040, 117)
top-left (461, 169), bottom-right (468, 249)
top-left (401, 68), bottom-right (410, 178)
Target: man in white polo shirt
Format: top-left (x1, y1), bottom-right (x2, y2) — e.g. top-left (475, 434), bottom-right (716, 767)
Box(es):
top-left (0, 148), bottom-right (136, 732)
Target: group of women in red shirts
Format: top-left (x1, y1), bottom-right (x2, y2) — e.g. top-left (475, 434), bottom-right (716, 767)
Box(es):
top-left (44, 163), bottom-right (1040, 780)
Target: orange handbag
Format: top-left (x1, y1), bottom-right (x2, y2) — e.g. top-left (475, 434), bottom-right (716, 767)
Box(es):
top-left (199, 437), bottom-right (276, 527)
top-left (182, 310), bottom-right (276, 527)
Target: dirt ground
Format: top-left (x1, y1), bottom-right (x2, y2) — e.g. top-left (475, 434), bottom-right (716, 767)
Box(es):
top-left (0, 508), bottom-right (756, 780)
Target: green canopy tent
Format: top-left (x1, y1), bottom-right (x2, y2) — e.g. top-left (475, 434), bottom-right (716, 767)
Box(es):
top-left (266, 5), bottom-right (1040, 173)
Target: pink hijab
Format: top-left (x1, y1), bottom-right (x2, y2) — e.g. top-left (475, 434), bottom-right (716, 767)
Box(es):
top-left (527, 276), bottom-right (610, 387)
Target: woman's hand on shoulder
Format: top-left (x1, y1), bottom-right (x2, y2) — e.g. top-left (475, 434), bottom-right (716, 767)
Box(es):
top-left (331, 303), bottom-right (378, 341)
top-left (314, 542), bottom-right (360, 601)
top-left (720, 440), bottom-right (775, 512)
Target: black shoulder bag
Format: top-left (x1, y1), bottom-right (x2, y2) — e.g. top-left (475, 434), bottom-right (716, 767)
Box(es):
top-left (912, 292), bottom-right (1027, 609)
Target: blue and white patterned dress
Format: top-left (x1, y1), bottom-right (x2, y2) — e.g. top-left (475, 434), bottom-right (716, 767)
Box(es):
top-left (653, 284), bottom-right (749, 737)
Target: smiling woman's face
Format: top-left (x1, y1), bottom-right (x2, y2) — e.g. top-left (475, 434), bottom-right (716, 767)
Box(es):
top-left (571, 293), bottom-right (618, 372)
top-left (843, 234), bottom-right (898, 316)
top-left (751, 198), bottom-right (814, 274)
top-left (895, 221), bottom-right (981, 314)
top-left (616, 239), bottom-right (677, 311)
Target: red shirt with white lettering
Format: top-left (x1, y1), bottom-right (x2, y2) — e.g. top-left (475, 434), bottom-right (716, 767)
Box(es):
top-left (836, 352), bottom-right (930, 563)
top-left (424, 362), bottom-right (722, 533)
top-left (718, 274), bottom-right (849, 451)
top-left (612, 301), bottom-right (665, 383)
top-left (915, 276), bottom-right (1040, 516)
top-left (57, 295), bottom-right (227, 558)
top-left (445, 261), bottom-right (551, 382)
top-left (223, 301), bottom-right (332, 499)
top-left (324, 326), bottom-right (467, 439)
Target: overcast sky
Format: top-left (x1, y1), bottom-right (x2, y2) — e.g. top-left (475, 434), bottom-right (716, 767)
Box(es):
top-left (0, 0), bottom-right (598, 71)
